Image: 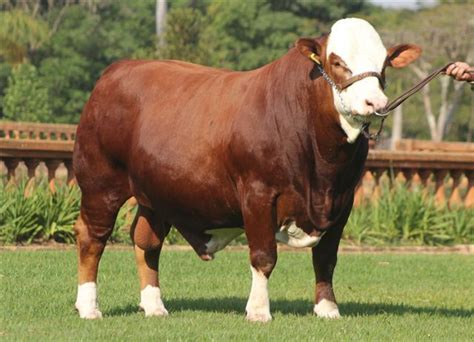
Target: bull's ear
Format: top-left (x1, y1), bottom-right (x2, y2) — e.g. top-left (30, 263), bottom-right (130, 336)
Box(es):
top-left (295, 38), bottom-right (323, 63)
top-left (386, 44), bottom-right (422, 68)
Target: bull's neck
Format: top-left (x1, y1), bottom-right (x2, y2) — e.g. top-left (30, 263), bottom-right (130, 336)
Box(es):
top-left (261, 48), bottom-right (367, 165)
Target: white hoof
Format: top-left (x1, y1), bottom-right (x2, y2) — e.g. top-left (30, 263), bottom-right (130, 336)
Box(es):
top-left (314, 299), bottom-right (341, 319)
top-left (246, 310), bottom-right (272, 323)
top-left (76, 306), bottom-right (103, 319)
top-left (141, 305), bottom-right (169, 317)
top-left (140, 285), bottom-right (168, 317)
top-left (76, 282), bottom-right (102, 319)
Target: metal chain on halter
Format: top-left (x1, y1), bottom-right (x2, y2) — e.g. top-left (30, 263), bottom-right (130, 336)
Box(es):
top-left (315, 64), bottom-right (351, 114)
top-left (315, 63), bottom-right (385, 141)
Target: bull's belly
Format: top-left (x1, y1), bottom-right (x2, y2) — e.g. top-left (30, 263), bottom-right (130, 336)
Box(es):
top-left (198, 222), bottom-right (323, 259)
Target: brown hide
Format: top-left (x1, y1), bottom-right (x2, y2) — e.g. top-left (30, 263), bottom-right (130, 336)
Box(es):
top-left (73, 42), bottom-right (367, 256)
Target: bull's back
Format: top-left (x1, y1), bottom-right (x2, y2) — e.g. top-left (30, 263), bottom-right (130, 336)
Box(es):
top-left (79, 59), bottom-right (256, 163)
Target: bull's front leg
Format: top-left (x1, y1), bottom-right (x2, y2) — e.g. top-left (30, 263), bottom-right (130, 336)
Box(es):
top-left (242, 191), bottom-right (277, 323)
top-left (311, 222), bottom-right (345, 319)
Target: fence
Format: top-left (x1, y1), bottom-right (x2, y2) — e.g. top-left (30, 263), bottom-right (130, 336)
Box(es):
top-left (0, 122), bottom-right (75, 183)
top-left (1, 122), bottom-right (473, 208)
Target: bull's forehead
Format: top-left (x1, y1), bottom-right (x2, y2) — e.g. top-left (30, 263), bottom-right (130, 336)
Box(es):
top-left (326, 18), bottom-right (387, 73)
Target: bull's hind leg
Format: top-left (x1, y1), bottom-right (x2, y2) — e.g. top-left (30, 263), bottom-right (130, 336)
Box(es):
top-left (312, 223), bottom-right (345, 319)
top-left (74, 163), bottom-right (131, 319)
top-left (131, 206), bottom-right (171, 317)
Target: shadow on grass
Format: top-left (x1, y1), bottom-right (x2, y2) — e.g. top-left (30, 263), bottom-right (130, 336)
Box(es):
top-left (340, 302), bottom-right (473, 318)
top-left (105, 297), bottom-right (473, 318)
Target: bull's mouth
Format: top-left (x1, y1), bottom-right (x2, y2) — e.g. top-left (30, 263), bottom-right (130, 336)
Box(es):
top-left (348, 111), bottom-right (380, 124)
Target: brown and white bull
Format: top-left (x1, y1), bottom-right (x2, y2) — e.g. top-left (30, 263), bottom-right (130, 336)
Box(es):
top-left (73, 18), bottom-right (421, 321)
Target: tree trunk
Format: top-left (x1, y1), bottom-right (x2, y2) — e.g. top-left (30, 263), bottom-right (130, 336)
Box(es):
top-left (156, 0), bottom-right (167, 48)
top-left (437, 81), bottom-right (465, 141)
top-left (391, 104), bottom-right (403, 150)
top-left (421, 84), bottom-right (439, 141)
top-left (390, 79), bottom-right (403, 150)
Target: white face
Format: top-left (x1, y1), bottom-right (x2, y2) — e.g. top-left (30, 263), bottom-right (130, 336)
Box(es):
top-left (326, 18), bottom-right (389, 117)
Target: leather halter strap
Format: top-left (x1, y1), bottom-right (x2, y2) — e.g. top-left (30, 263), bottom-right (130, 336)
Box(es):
top-left (337, 71), bottom-right (384, 90)
top-left (308, 53), bottom-right (384, 90)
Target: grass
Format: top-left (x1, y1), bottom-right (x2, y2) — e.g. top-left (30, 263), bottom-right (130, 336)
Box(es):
top-left (1, 249), bottom-right (473, 341)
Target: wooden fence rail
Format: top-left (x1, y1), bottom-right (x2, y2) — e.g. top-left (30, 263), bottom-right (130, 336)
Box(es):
top-left (0, 122), bottom-right (473, 207)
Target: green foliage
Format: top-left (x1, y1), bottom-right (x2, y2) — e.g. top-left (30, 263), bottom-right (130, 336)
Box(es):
top-left (2, 63), bottom-right (52, 122)
top-left (344, 184), bottom-right (473, 246)
top-left (0, 62), bottom-right (12, 116)
top-left (203, 1), bottom-right (307, 70)
top-left (0, 181), bottom-right (132, 244)
top-left (269, 0), bottom-right (368, 21)
top-left (158, 7), bottom-right (209, 64)
top-left (0, 180), bottom-right (79, 243)
top-left (0, 9), bottom-right (49, 64)
top-left (0, 181), bottom-right (471, 247)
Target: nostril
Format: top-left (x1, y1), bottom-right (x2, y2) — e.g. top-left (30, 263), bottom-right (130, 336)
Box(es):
top-left (365, 99), bottom-right (374, 108)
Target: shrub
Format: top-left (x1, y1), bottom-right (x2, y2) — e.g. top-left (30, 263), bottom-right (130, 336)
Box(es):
top-left (0, 181), bottom-right (471, 246)
top-left (344, 184), bottom-right (473, 246)
top-left (2, 63), bottom-right (52, 122)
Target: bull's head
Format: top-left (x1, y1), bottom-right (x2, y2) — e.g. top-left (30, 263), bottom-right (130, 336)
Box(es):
top-left (296, 18), bottom-right (421, 142)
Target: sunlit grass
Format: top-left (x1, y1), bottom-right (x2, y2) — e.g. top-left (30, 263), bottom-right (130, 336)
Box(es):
top-left (1, 250), bottom-right (473, 341)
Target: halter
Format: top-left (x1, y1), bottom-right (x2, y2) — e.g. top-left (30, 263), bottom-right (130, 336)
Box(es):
top-left (308, 53), bottom-right (468, 141)
top-left (309, 53), bottom-right (386, 140)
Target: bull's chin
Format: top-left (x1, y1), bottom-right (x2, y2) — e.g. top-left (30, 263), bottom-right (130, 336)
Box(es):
top-left (349, 112), bottom-right (380, 125)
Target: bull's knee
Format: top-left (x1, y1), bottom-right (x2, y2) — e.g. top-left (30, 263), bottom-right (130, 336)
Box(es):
top-left (250, 249), bottom-right (277, 277)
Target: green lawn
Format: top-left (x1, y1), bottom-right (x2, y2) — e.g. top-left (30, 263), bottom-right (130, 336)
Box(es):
top-left (1, 249), bottom-right (473, 341)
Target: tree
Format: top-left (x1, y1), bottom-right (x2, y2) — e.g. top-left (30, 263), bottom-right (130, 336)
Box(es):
top-left (0, 9), bottom-right (49, 65)
top-left (2, 63), bottom-right (52, 122)
top-left (35, 1), bottom-right (156, 123)
top-left (385, 4), bottom-right (473, 141)
top-left (157, 7), bottom-right (209, 64)
top-left (201, 1), bottom-right (307, 70)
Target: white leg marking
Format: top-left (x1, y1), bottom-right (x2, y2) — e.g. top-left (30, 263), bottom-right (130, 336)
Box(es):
top-left (140, 285), bottom-right (168, 317)
top-left (75, 282), bottom-right (102, 319)
top-left (314, 299), bottom-right (341, 319)
top-left (275, 222), bottom-right (325, 248)
top-left (245, 266), bottom-right (272, 322)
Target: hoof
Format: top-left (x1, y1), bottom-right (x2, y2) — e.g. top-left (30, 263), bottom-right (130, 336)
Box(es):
top-left (313, 299), bottom-right (341, 319)
top-left (246, 310), bottom-right (272, 323)
top-left (141, 306), bottom-right (169, 317)
top-left (76, 305), bottom-right (103, 319)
